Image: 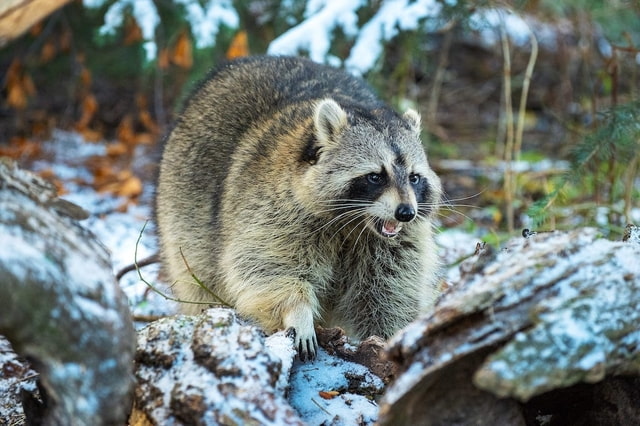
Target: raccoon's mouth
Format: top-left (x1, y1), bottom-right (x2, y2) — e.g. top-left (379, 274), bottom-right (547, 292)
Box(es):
top-left (374, 219), bottom-right (402, 238)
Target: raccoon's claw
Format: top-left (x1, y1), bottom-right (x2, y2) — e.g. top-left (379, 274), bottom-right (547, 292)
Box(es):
top-left (283, 304), bottom-right (317, 361)
top-left (286, 327), bottom-right (318, 361)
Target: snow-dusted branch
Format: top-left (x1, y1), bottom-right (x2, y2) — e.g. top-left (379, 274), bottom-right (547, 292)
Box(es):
top-left (268, 0), bottom-right (443, 74)
top-left (84, 0), bottom-right (238, 60)
top-left (267, 0), bottom-right (363, 66)
top-left (345, 0), bottom-right (442, 74)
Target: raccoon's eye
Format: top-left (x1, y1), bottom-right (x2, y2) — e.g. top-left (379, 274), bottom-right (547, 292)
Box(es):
top-left (367, 173), bottom-right (385, 185)
top-left (409, 174), bottom-right (421, 185)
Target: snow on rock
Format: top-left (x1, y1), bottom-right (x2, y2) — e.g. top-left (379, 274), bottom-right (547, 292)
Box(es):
top-left (379, 227), bottom-right (640, 424)
top-left (133, 308), bottom-right (387, 425)
top-left (0, 159), bottom-right (136, 425)
top-left (133, 308), bottom-right (303, 425)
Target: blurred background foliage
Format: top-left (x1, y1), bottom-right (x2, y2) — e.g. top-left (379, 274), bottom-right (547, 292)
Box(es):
top-left (0, 0), bottom-right (638, 237)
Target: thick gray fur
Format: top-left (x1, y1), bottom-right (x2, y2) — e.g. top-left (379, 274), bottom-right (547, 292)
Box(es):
top-left (156, 56), bottom-right (442, 360)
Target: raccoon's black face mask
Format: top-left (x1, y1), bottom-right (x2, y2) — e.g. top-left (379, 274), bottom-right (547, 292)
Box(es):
top-left (345, 164), bottom-right (435, 238)
top-left (303, 97), bottom-right (442, 239)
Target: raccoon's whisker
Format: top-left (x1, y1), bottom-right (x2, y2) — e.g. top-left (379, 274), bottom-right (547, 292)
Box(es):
top-left (320, 198), bottom-right (372, 205)
top-left (314, 199), bottom-right (372, 213)
top-left (322, 202), bottom-right (371, 211)
top-left (437, 209), bottom-right (475, 223)
top-left (313, 208), bottom-right (367, 238)
top-left (342, 214), bottom-right (371, 250)
top-left (430, 202), bottom-right (478, 223)
top-left (330, 209), bottom-right (369, 241)
top-left (437, 202), bottom-right (481, 210)
top-left (441, 190), bottom-right (485, 204)
top-left (352, 216), bottom-right (373, 250)
top-left (314, 204), bottom-right (371, 215)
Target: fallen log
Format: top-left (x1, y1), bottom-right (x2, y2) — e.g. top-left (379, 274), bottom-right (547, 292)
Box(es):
top-left (0, 159), bottom-right (136, 424)
top-left (379, 227), bottom-right (640, 425)
top-left (0, 0), bottom-right (72, 47)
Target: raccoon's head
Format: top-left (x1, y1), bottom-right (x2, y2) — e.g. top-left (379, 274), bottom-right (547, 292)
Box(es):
top-left (300, 98), bottom-right (442, 239)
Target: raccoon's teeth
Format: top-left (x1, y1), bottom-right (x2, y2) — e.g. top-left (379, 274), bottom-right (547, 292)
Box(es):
top-left (381, 220), bottom-right (401, 237)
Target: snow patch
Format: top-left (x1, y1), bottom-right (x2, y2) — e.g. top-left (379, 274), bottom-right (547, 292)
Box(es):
top-left (288, 348), bottom-right (383, 424)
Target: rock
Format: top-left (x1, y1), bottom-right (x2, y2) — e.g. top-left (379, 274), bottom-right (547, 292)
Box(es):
top-left (0, 159), bottom-right (136, 425)
top-left (132, 308), bottom-right (303, 425)
top-left (379, 227), bottom-right (640, 424)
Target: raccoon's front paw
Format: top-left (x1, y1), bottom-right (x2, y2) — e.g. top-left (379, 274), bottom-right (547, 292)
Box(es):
top-left (284, 305), bottom-right (317, 361)
top-left (286, 327), bottom-right (318, 361)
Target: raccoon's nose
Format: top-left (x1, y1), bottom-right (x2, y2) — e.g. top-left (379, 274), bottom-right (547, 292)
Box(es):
top-left (395, 204), bottom-right (416, 222)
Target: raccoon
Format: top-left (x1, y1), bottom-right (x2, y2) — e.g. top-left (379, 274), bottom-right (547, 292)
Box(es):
top-left (156, 56), bottom-right (442, 360)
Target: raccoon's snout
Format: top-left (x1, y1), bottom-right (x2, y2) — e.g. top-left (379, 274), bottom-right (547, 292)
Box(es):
top-left (395, 204), bottom-right (416, 222)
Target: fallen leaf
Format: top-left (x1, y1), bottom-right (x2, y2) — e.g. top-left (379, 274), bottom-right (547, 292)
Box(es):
top-left (319, 390), bottom-right (340, 400)
top-left (40, 40), bottom-right (57, 62)
top-left (76, 93), bottom-right (98, 130)
top-left (78, 127), bottom-right (102, 142)
top-left (106, 142), bottom-right (129, 157)
top-left (116, 115), bottom-right (137, 145)
top-left (172, 32), bottom-right (192, 69)
top-left (124, 17), bottom-right (143, 45)
top-left (4, 60), bottom-right (36, 110)
top-left (116, 174), bottom-right (143, 198)
top-left (0, 137), bottom-right (41, 159)
top-left (80, 67), bottom-right (92, 87)
top-left (226, 30), bottom-right (249, 59)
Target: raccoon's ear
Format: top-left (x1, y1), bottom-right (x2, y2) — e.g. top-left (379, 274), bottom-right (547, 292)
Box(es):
top-left (403, 109), bottom-right (422, 135)
top-left (314, 99), bottom-right (347, 148)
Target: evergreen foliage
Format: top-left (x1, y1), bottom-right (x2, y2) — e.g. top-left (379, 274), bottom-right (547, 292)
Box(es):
top-left (528, 100), bottom-right (640, 230)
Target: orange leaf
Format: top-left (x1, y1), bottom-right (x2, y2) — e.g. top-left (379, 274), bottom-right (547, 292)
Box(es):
top-left (318, 390), bottom-right (340, 400)
top-left (79, 128), bottom-right (103, 142)
top-left (76, 94), bottom-right (98, 130)
top-left (0, 137), bottom-right (41, 159)
top-left (226, 31), bottom-right (249, 59)
top-left (115, 200), bottom-right (131, 213)
top-left (60, 28), bottom-right (72, 52)
top-left (80, 67), bottom-right (92, 87)
top-left (124, 17), bottom-right (143, 45)
top-left (23, 74), bottom-right (36, 96)
top-left (117, 175), bottom-right (143, 198)
top-left (171, 32), bottom-right (193, 69)
top-left (29, 22), bottom-right (44, 37)
top-left (134, 132), bottom-right (154, 145)
top-left (106, 142), bottom-right (129, 157)
top-left (41, 40), bottom-right (57, 62)
top-left (138, 110), bottom-right (159, 135)
top-left (7, 83), bottom-right (28, 109)
top-left (4, 59), bottom-right (36, 110)
top-left (116, 115), bottom-right (136, 145)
